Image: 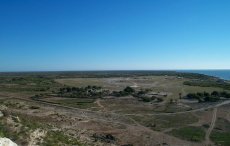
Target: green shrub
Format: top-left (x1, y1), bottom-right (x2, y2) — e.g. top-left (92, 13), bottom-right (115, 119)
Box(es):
top-left (169, 126), bottom-right (205, 142)
top-left (210, 131), bottom-right (230, 146)
top-left (124, 86), bottom-right (135, 93)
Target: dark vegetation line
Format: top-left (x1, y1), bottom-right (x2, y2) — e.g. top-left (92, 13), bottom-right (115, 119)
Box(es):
top-left (0, 71), bottom-right (217, 79)
top-left (34, 85), bottom-right (165, 103)
top-left (58, 85), bottom-right (107, 98)
top-left (2, 70), bottom-right (229, 91)
top-left (186, 91), bottom-right (230, 102)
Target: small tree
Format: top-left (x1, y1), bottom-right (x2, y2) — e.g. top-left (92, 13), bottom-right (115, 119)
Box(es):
top-left (169, 99), bottom-right (174, 104)
top-left (204, 92), bottom-right (210, 97)
top-left (124, 86), bottom-right (135, 93)
top-left (211, 91), bottom-right (219, 96)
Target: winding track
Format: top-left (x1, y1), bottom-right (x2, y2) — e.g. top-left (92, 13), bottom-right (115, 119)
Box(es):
top-left (2, 96), bottom-right (230, 117)
top-left (205, 108), bottom-right (217, 146)
top-left (95, 99), bottom-right (106, 111)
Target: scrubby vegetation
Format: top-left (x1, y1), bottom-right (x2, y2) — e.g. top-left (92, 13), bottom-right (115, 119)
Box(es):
top-left (111, 86), bottom-right (163, 103)
top-left (210, 118), bottom-right (230, 146)
top-left (134, 89), bottom-right (165, 102)
top-left (0, 113), bottom-right (42, 145)
top-left (0, 122), bottom-right (21, 142)
top-left (92, 133), bottom-right (116, 143)
top-left (112, 86), bottom-right (135, 97)
top-left (129, 114), bottom-right (198, 131)
top-left (58, 85), bottom-right (109, 98)
top-left (0, 75), bottom-right (60, 92)
top-left (43, 131), bottom-right (84, 146)
top-left (186, 91), bottom-right (230, 102)
top-left (0, 112), bottom-right (83, 146)
top-left (184, 80), bottom-right (230, 90)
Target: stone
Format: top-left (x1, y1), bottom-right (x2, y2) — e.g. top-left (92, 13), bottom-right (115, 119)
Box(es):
top-left (0, 138), bottom-right (18, 146)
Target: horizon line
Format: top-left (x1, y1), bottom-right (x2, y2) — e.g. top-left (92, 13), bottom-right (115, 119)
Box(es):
top-left (1, 69), bottom-right (230, 73)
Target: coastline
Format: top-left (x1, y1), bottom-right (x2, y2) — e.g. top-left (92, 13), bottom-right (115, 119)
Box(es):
top-left (177, 70), bottom-right (230, 81)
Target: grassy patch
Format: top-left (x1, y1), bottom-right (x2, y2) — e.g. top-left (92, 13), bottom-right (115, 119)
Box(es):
top-left (129, 113), bottom-right (198, 131)
top-left (210, 118), bottom-right (230, 146)
top-left (210, 131), bottom-right (230, 146)
top-left (46, 98), bottom-right (97, 109)
top-left (169, 126), bottom-right (205, 142)
top-left (214, 118), bottom-right (230, 132)
top-left (20, 116), bottom-right (42, 130)
top-left (42, 131), bottom-right (84, 146)
top-left (0, 75), bottom-right (62, 93)
top-left (0, 122), bottom-right (14, 138)
top-left (0, 113), bottom-right (82, 146)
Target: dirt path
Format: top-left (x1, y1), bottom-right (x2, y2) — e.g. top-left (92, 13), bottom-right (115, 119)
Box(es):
top-left (125, 100), bottom-right (230, 116)
top-left (126, 78), bottom-right (139, 88)
top-left (181, 85), bottom-right (186, 97)
top-left (205, 108), bottom-right (217, 146)
top-left (130, 81), bottom-right (138, 88)
top-left (95, 99), bottom-right (106, 111)
top-left (227, 112), bottom-right (230, 121)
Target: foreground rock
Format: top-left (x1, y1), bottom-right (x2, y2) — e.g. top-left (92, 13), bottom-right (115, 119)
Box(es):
top-left (0, 111), bottom-right (4, 118)
top-left (0, 138), bottom-right (18, 146)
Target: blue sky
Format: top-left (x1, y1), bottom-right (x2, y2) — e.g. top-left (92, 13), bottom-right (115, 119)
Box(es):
top-left (0, 0), bottom-right (230, 71)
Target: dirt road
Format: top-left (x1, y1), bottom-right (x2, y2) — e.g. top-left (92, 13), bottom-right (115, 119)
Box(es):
top-left (205, 108), bottom-right (217, 146)
top-left (95, 99), bottom-right (106, 111)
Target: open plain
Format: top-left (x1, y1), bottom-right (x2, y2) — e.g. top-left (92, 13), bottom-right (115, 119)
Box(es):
top-left (0, 71), bottom-right (230, 146)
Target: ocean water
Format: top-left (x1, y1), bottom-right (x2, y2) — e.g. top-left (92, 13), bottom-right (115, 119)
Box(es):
top-left (178, 70), bottom-right (230, 80)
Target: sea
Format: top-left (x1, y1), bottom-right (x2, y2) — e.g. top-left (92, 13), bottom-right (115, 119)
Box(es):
top-left (178, 70), bottom-right (230, 81)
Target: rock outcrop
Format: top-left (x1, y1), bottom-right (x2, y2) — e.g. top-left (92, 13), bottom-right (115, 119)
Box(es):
top-left (0, 138), bottom-right (18, 146)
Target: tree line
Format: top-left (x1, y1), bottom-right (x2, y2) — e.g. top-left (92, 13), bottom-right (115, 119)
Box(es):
top-left (187, 91), bottom-right (230, 102)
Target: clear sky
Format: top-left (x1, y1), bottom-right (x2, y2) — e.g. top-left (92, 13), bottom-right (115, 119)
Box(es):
top-left (0, 0), bottom-right (230, 71)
